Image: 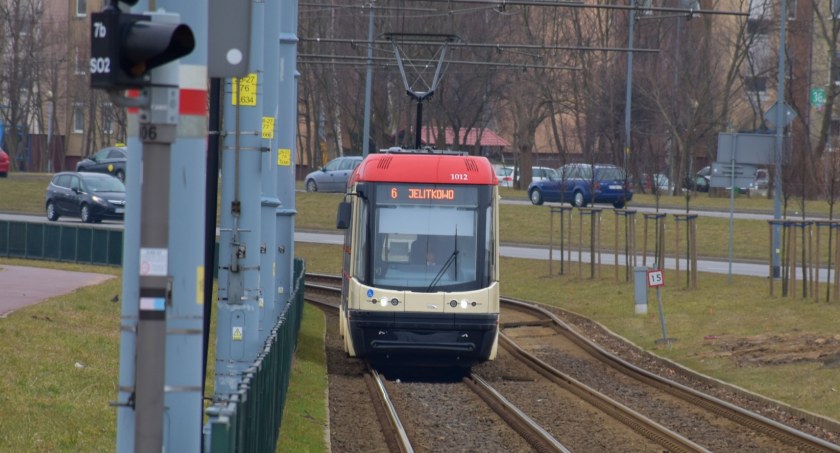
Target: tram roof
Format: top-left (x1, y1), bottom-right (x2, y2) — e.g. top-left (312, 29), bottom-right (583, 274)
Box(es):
top-left (351, 151), bottom-right (498, 186)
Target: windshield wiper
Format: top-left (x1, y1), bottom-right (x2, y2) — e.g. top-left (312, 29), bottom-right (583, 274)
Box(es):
top-left (427, 229), bottom-right (459, 292)
top-left (427, 249), bottom-right (458, 292)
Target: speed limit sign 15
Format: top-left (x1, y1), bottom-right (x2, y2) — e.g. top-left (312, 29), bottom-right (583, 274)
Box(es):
top-left (647, 269), bottom-right (665, 287)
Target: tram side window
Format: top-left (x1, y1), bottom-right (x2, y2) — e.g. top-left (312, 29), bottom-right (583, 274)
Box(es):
top-left (354, 202), bottom-right (368, 282)
top-left (486, 205), bottom-right (494, 282)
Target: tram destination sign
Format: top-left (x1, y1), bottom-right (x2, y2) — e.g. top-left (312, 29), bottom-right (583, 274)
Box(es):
top-left (377, 184), bottom-right (478, 205)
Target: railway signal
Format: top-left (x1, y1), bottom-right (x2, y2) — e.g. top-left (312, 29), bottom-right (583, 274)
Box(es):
top-left (90, 3), bottom-right (194, 90)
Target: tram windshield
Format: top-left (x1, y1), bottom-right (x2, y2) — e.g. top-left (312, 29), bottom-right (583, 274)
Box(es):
top-left (362, 183), bottom-right (494, 292)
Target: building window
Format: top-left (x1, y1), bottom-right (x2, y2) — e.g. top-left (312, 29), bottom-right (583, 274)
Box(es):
top-left (73, 103), bottom-right (84, 133)
top-left (76, 0), bottom-right (87, 17)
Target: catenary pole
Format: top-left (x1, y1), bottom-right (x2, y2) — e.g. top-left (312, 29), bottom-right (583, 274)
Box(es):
top-left (261, 0), bottom-right (281, 335)
top-left (154, 0), bottom-right (208, 450)
top-left (276, 0), bottom-right (300, 302)
top-left (362, 1), bottom-right (374, 156)
top-left (623, 0), bottom-right (635, 205)
top-left (772, 0), bottom-right (787, 277)
top-left (215, 0), bottom-right (266, 395)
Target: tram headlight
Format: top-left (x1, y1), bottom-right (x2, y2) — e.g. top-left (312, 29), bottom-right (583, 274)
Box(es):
top-left (449, 300), bottom-right (458, 308)
top-left (380, 297), bottom-right (388, 307)
top-left (460, 299), bottom-right (468, 309)
top-left (390, 298), bottom-right (399, 306)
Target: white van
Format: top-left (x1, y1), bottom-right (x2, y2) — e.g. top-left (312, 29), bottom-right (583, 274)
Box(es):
top-left (515, 166), bottom-right (558, 185)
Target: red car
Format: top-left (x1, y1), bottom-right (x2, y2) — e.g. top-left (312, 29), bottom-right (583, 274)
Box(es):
top-left (0, 149), bottom-right (9, 177)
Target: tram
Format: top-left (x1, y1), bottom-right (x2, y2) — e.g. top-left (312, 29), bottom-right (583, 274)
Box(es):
top-left (335, 148), bottom-right (500, 364)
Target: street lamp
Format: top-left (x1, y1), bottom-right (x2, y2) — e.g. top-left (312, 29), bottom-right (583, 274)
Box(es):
top-left (46, 90), bottom-right (53, 173)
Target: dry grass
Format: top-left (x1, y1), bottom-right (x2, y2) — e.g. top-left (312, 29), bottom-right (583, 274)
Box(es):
top-left (0, 259), bottom-right (120, 452)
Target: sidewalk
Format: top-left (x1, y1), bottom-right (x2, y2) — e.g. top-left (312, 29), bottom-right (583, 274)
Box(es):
top-left (0, 265), bottom-right (115, 318)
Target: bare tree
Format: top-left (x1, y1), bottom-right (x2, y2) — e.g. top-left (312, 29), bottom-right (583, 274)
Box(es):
top-left (0, 0), bottom-right (47, 171)
top-left (812, 3), bottom-right (840, 158)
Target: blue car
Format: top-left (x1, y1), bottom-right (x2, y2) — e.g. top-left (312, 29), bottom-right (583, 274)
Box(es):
top-left (527, 163), bottom-right (632, 209)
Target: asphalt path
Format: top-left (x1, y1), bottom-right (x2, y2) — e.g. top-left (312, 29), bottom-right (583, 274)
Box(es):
top-left (0, 264), bottom-right (114, 317)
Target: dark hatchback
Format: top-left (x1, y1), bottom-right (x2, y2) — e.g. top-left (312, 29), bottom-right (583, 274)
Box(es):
top-left (76, 146), bottom-right (127, 181)
top-left (46, 172), bottom-right (126, 223)
top-left (527, 163), bottom-right (632, 208)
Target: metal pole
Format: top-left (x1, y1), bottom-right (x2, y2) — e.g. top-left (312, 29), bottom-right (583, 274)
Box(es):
top-left (260, 0), bottom-right (281, 339)
top-left (46, 98), bottom-right (53, 173)
top-left (362, 2), bottom-right (374, 156)
top-left (151, 3), bottom-right (209, 450)
top-left (275, 0), bottom-right (300, 320)
top-left (203, 78), bottom-right (221, 402)
top-left (415, 101), bottom-right (423, 149)
top-left (623, 0), bottom-right (636, 200)
top-left (133, 26), bottom-right (184, 449)
top-left (215, 0), bottom-right (265, 396)
top-left (115, 1), bottom-right (149, 447)
top-left (728, 155), bottom-right (735, 283)
top-left (772, 0), bottom-right (787, 278)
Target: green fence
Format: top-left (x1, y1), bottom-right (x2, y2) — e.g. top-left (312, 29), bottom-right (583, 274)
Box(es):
top-left (0, 221), bottom-right (123, 266)
top-left (206, 258), bottom-right (306, 452)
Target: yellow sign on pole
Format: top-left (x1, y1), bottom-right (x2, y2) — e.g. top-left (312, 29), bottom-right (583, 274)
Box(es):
top-left (261, 117), bottom-right (275, 139)
top-left (277, 148), bottom-right (291, 166)
top-left (231, 73), bottom-right (258, 106)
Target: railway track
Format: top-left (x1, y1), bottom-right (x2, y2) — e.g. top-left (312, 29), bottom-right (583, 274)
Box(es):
top-left (305, 273), bottom-right (840, 452)
top-left (499, 299), bottom-right (840, 452)
top-left (306, 282), bottom-right (570, 452)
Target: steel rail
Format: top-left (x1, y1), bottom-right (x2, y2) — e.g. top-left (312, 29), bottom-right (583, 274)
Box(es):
top-left (304, 288), bottom-right (414, 452)
top-left (464, 373), bottom-right (572, 453)
top-left (498, 332), bottom-right (709, 452)
top-left (368, 367), bottom-right (415, 453)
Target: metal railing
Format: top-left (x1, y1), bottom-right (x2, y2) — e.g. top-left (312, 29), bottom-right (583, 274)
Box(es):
top-left (0, 220), bottom-right (123, 266)
top-left (205, 258), bottom-right (306, 452)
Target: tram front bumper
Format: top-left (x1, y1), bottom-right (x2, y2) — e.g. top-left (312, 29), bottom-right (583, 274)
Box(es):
top-left (348, 311), bottom-right (499, 361)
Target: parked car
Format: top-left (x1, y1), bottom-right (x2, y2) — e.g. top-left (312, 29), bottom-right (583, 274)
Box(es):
top-left (0, 149), bottom-right (8, 177)
top-left (749, 168), bottom-right (769, 196)
top-left (304, 156), bottom-right (363, 192)
top-left (527, 163), bottom-right (632, 208)
top-left (513, 166), bottom-right (559, 185)
top-left (529, 166), bottom-right (559, 183)
top-left (640, 173), bottom-right (673, 194)
top-left (76, 146), bottom-right (128, 181)
top-left (495, 166), bottom-right (514, 188)
top-left (45, 172), bottom-right (126, 223)
top-left (682, 166), bottom-right (710, 193)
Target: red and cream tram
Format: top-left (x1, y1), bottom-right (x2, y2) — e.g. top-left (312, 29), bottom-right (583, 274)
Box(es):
top-left (336, 149), bottom-right (500, 364)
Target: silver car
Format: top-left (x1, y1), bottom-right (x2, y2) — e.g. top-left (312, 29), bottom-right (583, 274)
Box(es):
top-left (304, 156), bottom-right (363, 192)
